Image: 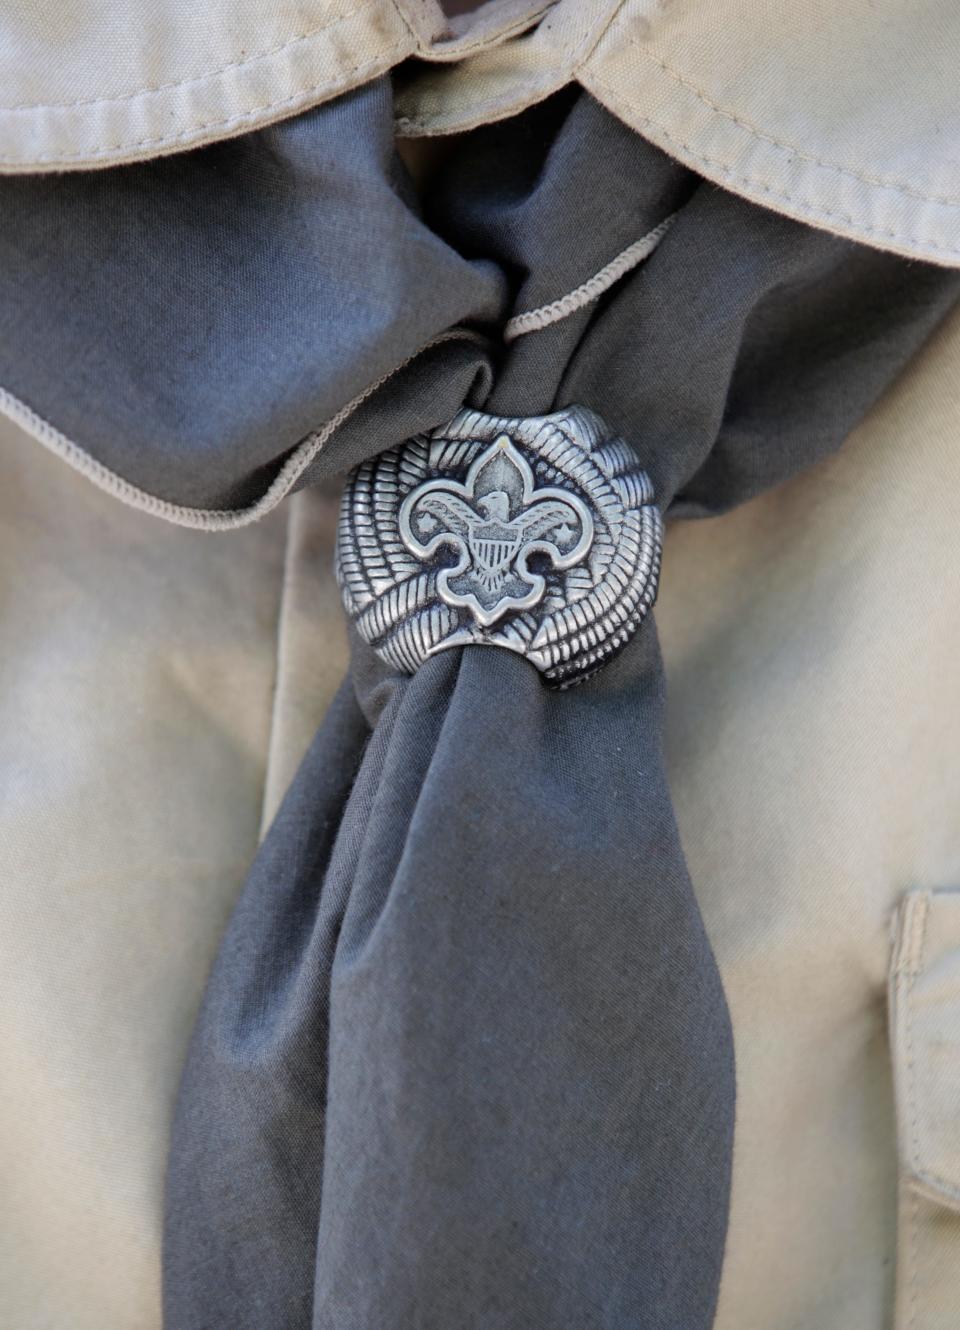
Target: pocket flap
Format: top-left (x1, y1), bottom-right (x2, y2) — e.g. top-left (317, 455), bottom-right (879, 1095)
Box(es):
top-left (890, 889), bottom-right (960, 1207)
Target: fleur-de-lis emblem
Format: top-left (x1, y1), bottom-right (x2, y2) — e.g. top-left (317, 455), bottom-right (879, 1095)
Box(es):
top-left (338, 407), bottom-right (662, 685)
top-left (399, 435), bottom-right (594, 627)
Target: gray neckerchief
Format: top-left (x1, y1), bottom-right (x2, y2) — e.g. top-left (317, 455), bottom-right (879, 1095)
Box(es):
top-left (0, 79), bottom-right (956, 1330)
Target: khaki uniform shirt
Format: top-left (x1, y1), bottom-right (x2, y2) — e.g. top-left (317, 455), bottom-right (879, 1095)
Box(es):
top-left (1, 3), bottom-right (958, 1326)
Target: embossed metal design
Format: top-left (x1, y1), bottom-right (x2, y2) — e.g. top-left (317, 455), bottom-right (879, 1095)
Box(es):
top-left (336, 406), bottom-right (662, 686)
top-left (400, 435), bottom-right (594, 628)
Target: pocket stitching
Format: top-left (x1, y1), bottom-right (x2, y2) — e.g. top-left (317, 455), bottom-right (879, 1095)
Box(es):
top-left (902, 891), bottom-right (960, 1206)
top-left (902, 892), bottom-right (930, 1330)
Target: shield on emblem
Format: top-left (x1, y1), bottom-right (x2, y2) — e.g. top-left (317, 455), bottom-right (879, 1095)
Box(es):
top-left (468, 520), bottom-right (521, 593)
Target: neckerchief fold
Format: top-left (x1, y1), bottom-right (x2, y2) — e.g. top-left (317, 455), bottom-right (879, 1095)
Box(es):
top-left (0, 77), bottom-right (956, 1330)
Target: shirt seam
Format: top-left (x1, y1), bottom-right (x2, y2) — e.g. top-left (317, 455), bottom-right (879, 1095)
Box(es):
top-left (0, 43), bottom-right (408, 165)
top-left (623, 35), bottom-right (960, 209)
top-left (395, 73), bottom-right (564, 136)
top-left (396, 0), bottom-right (624, 135)
top-left (413, 1), bottom-right (556, 60)
top-left (0, 3), bottom-right (371, 113)
top-left (582, 67), bottom-right (960, 259)
top-left (902, 892), bottom-right (960, 1205)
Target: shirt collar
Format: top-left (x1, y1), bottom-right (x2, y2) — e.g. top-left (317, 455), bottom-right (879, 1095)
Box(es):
top-left (2, 0), bottom-right (957, 267)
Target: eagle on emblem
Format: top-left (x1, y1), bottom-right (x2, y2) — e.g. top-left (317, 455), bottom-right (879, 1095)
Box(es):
top-left (399, 435), bottom-right (595, 627)
top-left (337, 406), bottom-right (662, 684)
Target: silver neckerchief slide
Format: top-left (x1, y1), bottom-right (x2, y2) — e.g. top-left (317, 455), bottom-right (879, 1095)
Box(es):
top-left (336, 406), bottom-right (662, 686)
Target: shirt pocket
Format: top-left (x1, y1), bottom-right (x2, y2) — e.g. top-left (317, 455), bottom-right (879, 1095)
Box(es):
top-left (889, 889), bottom-right (960, 1329)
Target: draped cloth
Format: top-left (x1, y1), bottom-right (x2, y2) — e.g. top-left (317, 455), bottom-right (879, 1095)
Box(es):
top-left (0, 77), bottom-right (956, 1330)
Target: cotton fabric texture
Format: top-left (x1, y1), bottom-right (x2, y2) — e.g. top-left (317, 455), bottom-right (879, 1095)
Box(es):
top-left (6, 306), bottom-right (960, 1327)
top-left (0, 83), bottom-right (955, 519)
top-left (651, 298), bottom-right (960, 1329)
top-left (1, 26), bottom-right (960, 1330)
top-left (0, 80), bottom-right (953, 1328)
top-left (0, 0), bottom-right (958, 265)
